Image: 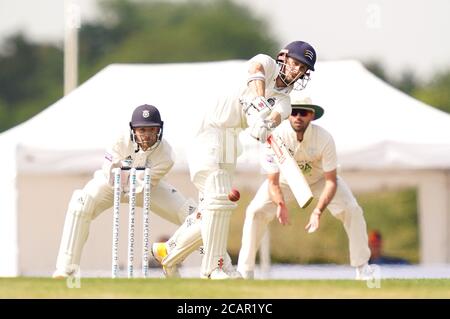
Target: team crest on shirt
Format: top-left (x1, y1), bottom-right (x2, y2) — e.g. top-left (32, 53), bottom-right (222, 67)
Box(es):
top-left (142, 110), bottom-right (150, 118)
top-left (298, 161), bottom-right (313, 174)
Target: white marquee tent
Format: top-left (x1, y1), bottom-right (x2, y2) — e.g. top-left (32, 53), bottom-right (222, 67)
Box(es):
top-left (1, 60), bottom-right (449, 276)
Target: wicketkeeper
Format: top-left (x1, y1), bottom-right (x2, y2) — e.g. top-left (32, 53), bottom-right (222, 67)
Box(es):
top-left (237, 97), bottom-right (374, 280)
top-left (53, 104), bottom-right (196, 278)
top-left (151, 41), bottom-right (318, 279)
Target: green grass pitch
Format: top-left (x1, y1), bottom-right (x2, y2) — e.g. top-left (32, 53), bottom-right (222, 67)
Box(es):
top-left (1, 277), bottom-right (450, 298)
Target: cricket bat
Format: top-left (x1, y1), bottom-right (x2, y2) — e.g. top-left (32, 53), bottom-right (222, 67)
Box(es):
top-left (267, 134), bottom-right (313, 208)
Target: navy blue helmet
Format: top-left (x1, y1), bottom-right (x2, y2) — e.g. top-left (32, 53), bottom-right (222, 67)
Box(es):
top-left (129, 104), bottom-right (164, 143)
top-left (277, 41), bottom-right (316, 71)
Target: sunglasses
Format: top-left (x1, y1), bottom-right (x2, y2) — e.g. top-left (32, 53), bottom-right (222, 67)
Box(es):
top-left (291, 109), bottom-right (313, 117)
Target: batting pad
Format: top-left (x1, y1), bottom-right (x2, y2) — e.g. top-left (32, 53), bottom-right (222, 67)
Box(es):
top-left (162, 213), bottom-right (203, 268)
top-left (200, 169), bottom-right (237, 277)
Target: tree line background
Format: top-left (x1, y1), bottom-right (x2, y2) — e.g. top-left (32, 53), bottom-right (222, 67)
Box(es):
top-left (1, 0), bottom-right (449, 133)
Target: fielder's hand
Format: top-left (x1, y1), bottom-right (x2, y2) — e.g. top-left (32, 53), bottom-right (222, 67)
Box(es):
top-left (305, 208), bottom-right (321, 233)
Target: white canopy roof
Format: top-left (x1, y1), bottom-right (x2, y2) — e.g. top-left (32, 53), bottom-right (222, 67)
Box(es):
top-left (1, 59), bottom-right (449, 173)
top-left (304, 60), bottom-right (450, 169)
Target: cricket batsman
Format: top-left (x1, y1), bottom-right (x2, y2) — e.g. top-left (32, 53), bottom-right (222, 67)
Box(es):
top-left (151, 41), bottom-right (317, 279)
top-left (53, 104), bottom-right (197, 278)
top-left (237, 96), bottom-right (374, 280)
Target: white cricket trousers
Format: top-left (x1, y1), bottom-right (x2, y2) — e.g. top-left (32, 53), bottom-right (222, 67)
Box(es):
top-left (237, 176), bottom-right (371, 273)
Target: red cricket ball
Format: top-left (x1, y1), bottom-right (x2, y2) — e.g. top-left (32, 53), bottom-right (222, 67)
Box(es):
top-left (228, 188), bottom-right (240, 202)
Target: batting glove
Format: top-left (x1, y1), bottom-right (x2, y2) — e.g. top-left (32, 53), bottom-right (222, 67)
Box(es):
top-left (249, 118), bottom-right (273, 143)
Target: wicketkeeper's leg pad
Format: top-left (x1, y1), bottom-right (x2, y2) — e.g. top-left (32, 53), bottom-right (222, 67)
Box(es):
top-left (55, 190), bottom-right (97, 275)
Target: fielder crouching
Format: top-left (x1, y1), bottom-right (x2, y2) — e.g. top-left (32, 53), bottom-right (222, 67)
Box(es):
top-left (237, 96), bottom-right (375, 280)
top-left (53, 104), bottom-right (196, 278)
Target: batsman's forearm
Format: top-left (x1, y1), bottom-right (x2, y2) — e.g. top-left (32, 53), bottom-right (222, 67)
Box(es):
top-left (248, 62), bottom-right (266, 97)
top-left (248, 79), bottom-right (266, 97)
